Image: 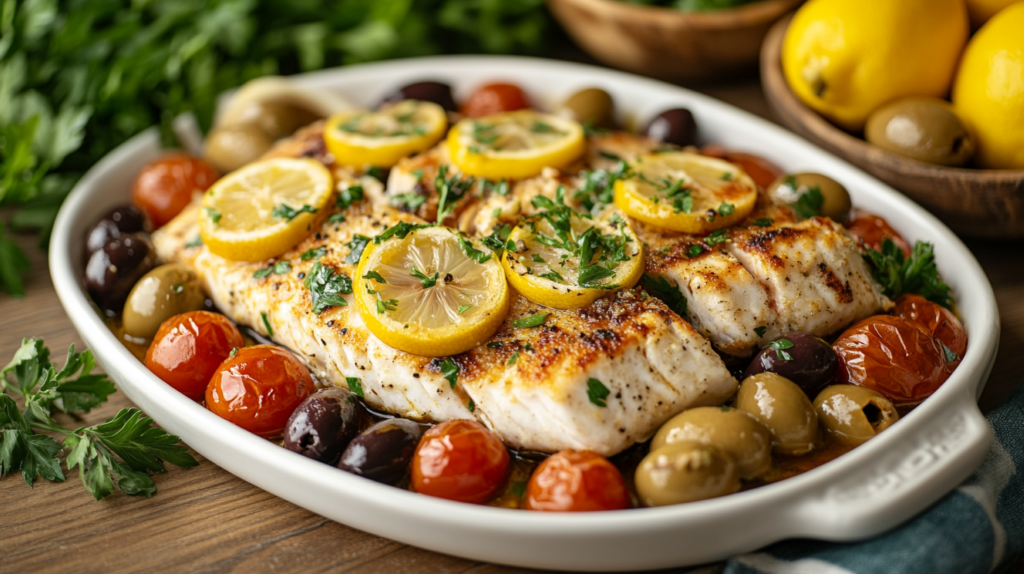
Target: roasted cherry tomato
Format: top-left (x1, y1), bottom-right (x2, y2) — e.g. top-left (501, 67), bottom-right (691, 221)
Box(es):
top-left (845, 209), bottom-right (912, 258)
top-left (411, 419), bottom-right (509, 504)
top-left (894, 294), bottom-right (967, 361)
top-left (460, 83), bottom-right (529, 118)
top-left (699, 145), bottom-right (785, 189)
top-left (132, 154), bottom-right (219, 229)
top-left (206, 345), bottom-right (315, 438)
top-left (525, 450), bottom-right (630, 512)
top-left (833, 315), bottom-right (951, 404)
top-left (145, 311), bottom-right (244, 401)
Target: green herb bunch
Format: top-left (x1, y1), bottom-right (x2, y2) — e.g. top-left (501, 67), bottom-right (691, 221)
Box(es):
top-left (0, 0), bottom-right (552, 297)
top-left (1, 339), bottom-right (198, 499)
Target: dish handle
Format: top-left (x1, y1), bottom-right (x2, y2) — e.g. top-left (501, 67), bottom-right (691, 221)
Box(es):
top-left (782, 392), bottom-right (993, 540)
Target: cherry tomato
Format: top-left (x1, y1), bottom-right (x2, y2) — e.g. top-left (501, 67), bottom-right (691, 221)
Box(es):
top-left (845, 210), bottom-right (912, 258)
top-left (132, 154), bottom-right (219, 229)
top-left (894, 294), bottom-right (967, 361)
top-left (145, 311), bottom-right (244, 401)
top-left (833, 315), bottom-right (951, 404)
top-left (411, 419), bottom-right (509, 503)
top-left (206, 345), bottom-right (314, 438)
top-left (525, 450), bottom-right (630, 512)
top-left (461, 83), bottom-right (529, 118)
top-left (700, 145), bottom-right (784, 189)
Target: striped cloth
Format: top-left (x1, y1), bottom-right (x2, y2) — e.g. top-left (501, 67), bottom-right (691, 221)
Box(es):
top-left (724, 382), bottom-right (1024, 574)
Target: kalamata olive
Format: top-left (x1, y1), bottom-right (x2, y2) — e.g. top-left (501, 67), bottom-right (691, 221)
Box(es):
top-left (283, 388), bottom-right (365, 465)
top-left (85, 233), bottom-right (156, 315)
top-left (735, 373), bottom-right (818, 455)
top-left (744, 332), bottom-right (838, 397)
top-left (766, 173), bottom-right (852, 223)
top-left (651, 406), bottom-right (772, 479)
top-left (558, 88), bottom-right (615, 129)
top-left (203, 124), bottom-right (275, 174)
top-left (338, 418), bottom-right (422, 485)
top-left (84, 205), bottom-right (146, 263)
top-left (814, 385), bottom-right (899, 446)
top-left (635, 442), bottom-right (739, 506)
top-left (122, 264), bottom-right (206, 339)
top-left (643, 108), bottom-right (698, 147)
top-left (865, 97), bottom-right (975, 167)
top-left (382, 81), bottom-right (458, 113)
top-left (232, 100), bottom-right (320, 140)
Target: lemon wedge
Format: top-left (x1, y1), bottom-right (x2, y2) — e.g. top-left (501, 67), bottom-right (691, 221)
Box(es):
top-left (613, 152), bottom-right (757, 233)
top-left (447, 110), bottom-right (585, 180)
top-left (501, 192), bottom-right (643, 309)
top-left (199, 157), bottom-right (333, 262)
top-left (324, 100), bottom-right (447, 168)
top-left (354, 225), bottom-right (509, 357)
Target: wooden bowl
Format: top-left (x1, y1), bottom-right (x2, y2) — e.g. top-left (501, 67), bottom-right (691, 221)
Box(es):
top-left (761, 15), bottom-right (1024, 239)
top-left (547, 0), bottom-right (803, 81)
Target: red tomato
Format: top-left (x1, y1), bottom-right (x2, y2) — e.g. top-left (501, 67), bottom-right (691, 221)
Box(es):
top-left (206, 345), bottom-right (314, 438)
top-left (145, 311), bottom-right (244, 401)
top-left (525, 450), bottom-right (630, 512)
top-left (699, 145), bottom-right (785, 189)
top-left (411, 419), bottom-right (509, 503)
top-left (132, 155), bottom-right (219, 229)
top-left (833, 315), bottom-right (951, 404)
top-left (460, 83), bottom-right (529, 118)
top-left (845, 210), bottom-right (912, 258)
top-left (894, 294), bottom-right (967, 361)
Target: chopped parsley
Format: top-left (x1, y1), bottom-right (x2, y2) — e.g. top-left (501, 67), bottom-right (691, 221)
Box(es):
top-left (687, 244), bottom-right (704, 258)
top-left (507, 352), bottom-right (519, 365)
top-left (940, 341), bottom-right (958, 364)
top-left (720, 172), bottom-right (733, 181)
top-left (706, 229), bottom-right (729, 247)
top-left (327, 213), bottom-right (346, 225)
top-left (864, 239), bottom-right (953, 308)
top-left (300, 246), bottom-right (326, 261)
top-left (574, 161), bottom-right (633, 213)
top-left (791, 181), bottom-right (824, 220)
top-left (346, 377), bottom-right (364, 398)
top-left (481, 179), bottom-right (510, 196)
top-left (362, 270), bottom-right (386, 283)
top-left (751, 218), bottom-right (773, 227)
top-left (366, 167), bottom-right (386, 182)
top-left (767, 338), bottom-right (794, 361)
top-left (539, 270), bottom-right (565, 282)
top-left (171, 283), bottom-right (184, 294)
top-left (376, 299), bottom-right (398, 314)
top-left (345, 235), bottom-right (371, 264)
top-left (185, 235), bottom-right (203, 248)
top-left (272, 204), bottom-right (317, 221)
top-left (203, 207), bottom-right (221, 225)
top-left (530, 121), bottom-right (562, 134)
top-left (434, 165), bottom-right (475, 224)
top-left (468, 400), bottom-right (475, 412)
top-left (303, 261), bottom-right (352, 314)
top-left (754, 326), bottom-right (767, 337)
top-left (458, 304), bottom-right (473, 315)
top-left (586, 378), bottom-right (610, 407)
top-left (512, 313), bottom-right (549, 328)
top-left (410, 266), bottom-right (439, 289)
top-left (458, 236), bottom-right (491, 263)
top-left (253, 260), bottom-right (292, 278)
top-left (510, 480), bottom-right (528, 498)
top-left (261, 311), bottom-right (274, 337)
top-left (336, 185), bottom-right (364, 209)
top-left (374, 221), bottom-right (430, 245)
top-left (439, 359), bottom-right (459, 389)
top-left (640, 274), bottom-right (687, 318)
top-left (481, 224), bottom-right (513, 253)
top-left (391, 192), bottom-right (426, 211)
top-left (718, 202), bottom-right (735, 216)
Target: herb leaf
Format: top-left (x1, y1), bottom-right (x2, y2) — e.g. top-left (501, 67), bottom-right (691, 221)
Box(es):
top-left (301, 246), bottom-right (326, 261)
top-left (336, 185), bottom-right (364, 210)
top-left (864, 239), bottom-right (953, 308)
top-left (346, 377), bottom-right (365, 398)
top-left (376, 299), bottom-right (399, 314)
top-left (640, 274), bottom-right (688, 318)
top-left (439, 359), bottom-right (459, 389)
top-left (458, 237), bottom-right (491, 264)
top-left (410, 267), bottom-right (439, 289)
top-left (766, 338), bottom-right (795, 361)
top-left (303, 262), bottom-right (352, 314)
top-left (272, 204), bottom-right (317, 221)
top-left (362, 270), bottom-right (386, 283)
top-left (792, 186), bottom-right (824, 219)
top-left (511, 313), bottom-right (549, 328)
top-left (586, 378), bottom-right (610, 407)
top-left (481, 224), bottom-right (513, 253)
top-left (345, 235), bottom-right (371, 265)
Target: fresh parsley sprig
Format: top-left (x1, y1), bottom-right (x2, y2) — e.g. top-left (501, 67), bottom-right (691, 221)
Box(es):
top-left (864, 238), bottom-right (953, 308)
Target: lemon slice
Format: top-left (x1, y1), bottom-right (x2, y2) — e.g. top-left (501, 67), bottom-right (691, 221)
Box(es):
top-left (501, 198), bottom-right (643, 310)
top-left (614, 152), bottom-right (757, 233)
top-left (199, 157), bottom-right (333, 262)
top-left (324, 100), bottom-right (447, 168)
top-left (447, 110), bottom-right (585, 180)
top-left (354, 225), bottom-right (510, 357)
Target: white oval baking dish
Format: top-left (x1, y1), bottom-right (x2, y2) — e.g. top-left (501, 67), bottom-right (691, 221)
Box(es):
top-left (49, 56), bottom-right (999, 572)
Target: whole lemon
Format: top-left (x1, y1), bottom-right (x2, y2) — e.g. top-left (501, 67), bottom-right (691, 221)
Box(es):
top-left (953, 2), bottom-right (1024, 169)
top-left (782, 0), bottom-right (969, 132)
top-left (965, 0), bottom-right (1020, 27)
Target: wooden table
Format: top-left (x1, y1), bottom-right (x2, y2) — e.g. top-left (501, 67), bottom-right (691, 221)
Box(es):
top-left (2, 72), bottom-right (1022, 574)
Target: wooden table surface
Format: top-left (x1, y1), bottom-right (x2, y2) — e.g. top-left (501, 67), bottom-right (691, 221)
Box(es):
top-left (2, 70), bottom-right (1023, 574)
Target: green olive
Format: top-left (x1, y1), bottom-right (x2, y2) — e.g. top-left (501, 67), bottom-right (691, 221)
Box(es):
top-left (652, 406), bottom-right (772, 479)
top-left (233, 100), bottom-right (320, 140)
top-left (813, 385), bottom-right (899, 447)
top-left (635, 442), bottom-right (740, 506)
top-left (735, 373), bottom-right (818, 456)
top-left (865, 97), bottom-right (975, 167)
top-left (203, 124), bottom-right (275, 173)
top-left (766, 173), bottom-right (852, 223)
top-left (558, 88), bottom-right (615, 129)
top-left (122, 264), bottom-right (206, 339)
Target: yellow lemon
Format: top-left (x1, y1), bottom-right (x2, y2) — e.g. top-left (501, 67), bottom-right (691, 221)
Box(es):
top-left (353, 225), bottom-right (509, 357)
top-left (199, 158), bottom-right (333, 262)
top-left (324, 100), bottom-right (447, 168)
top-left (953, 2), bottom-right (1024, 169)
top-left (782, 0), bottom-right (968, 131)
top-left (447, 111), bottom-right (585, 180)
top-left (965, 0), bottom-right (1021, 28)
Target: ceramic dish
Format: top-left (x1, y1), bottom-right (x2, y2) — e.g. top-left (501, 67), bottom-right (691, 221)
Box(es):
top-left (49, 56), bottom-right (1000, 572)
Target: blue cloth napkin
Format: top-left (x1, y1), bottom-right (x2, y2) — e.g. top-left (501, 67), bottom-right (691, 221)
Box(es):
top-left (725, 382), bottom-right (1024, 574)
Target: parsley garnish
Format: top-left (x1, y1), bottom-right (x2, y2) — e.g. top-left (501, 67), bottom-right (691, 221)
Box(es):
top-left (303, 261), bottom-right (352, 314)
top-left (366, 167), bottom-right (386, 182)
top-left (301, 246), bottom-right (326, 261)
top-left (203, 207), bottom-right (221, 225)
top-left (578, 264), bottom-right (616, 287)
top-left (374, 221), bottom-right (430, 244)
top-left (327, 213), bottom-right (346, 225)
top-left (767, 338), bottom-right (794, 361)
top-left (687, 245), bottom-right (704, 258)
top-left (512, 313), bottom-right (549, 328)
top-left (706, 229), bottom-right (729, 247)
top-left (439, 359), bottom-right (459, 389)
top-left (171, 283), bottom-right (184, 294)
top-left (586, 378), bottom-right (610, 407)
top-left (254, 260), bottom-right (292, 278)
top-left (539, 270), bottom-right (565, 282)
top-left (410, 267), bottom-right (439, 289)
top-left (940, 341), bottom-right (958, 364)
top-left (434, 165), bottom-right (475, 224)
top-left (337, 185), bottom-right (364, 209)
top-left (468, 400), bottom-right (475, 412)
top-left (261, 311), bottom-right (274, 337)
top-left (507, 352), bottom-right (519, 365)
top-left (272, 204), bottom-right (317, 221)
top-left (864, 239), bottom-right (953, 308)
top-left (792, 185), bottom-right (824, 219)
top-left (751, 218), bottom-right (773, 227)
top-left (458, 304), bottom-right (473, 315)
top-left (362, 270), bottom-right (386, 283)
top-left (376, 299), bottom-right (398, 314)
top-left (185, 235), bottom-right (203, 248)
top-left (481, 224), bottom-right (513, 253)
top-left (346, 377), bottom-right (364, 398)
top-left (392, 192), bottom-right (426, 211)
top-left (754, 326), bottom-right (767, 337)
top-left (530, 121), bottom-right (562, 134)
top-left (720, 172), bottom-right (733, 181)
top-left (345, 234), bottom-right (371, 264)
top-left (510, 480), bottom-right (527, 497)
top-left (458, 236), bottom-right (491, 263)
top-left (640, 274), bottom-right (688, 318)
top-left (718, 202), bottom-right (735, 216)
top-left (574, 161), bottom-right (633, 213)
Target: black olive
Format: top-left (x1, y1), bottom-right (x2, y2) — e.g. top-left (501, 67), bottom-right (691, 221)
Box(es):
top-left (643, 108), bottom-right (698, 147)
top-left (84, 205), bottom-right (146, 264)
top-left (381, 81), bottom-right (457, 112)
top-left (338, 418), bottom-right (422, 485)
top-left (743, 331), bottom-right (837, 396)
top-left (283, 388), bottom-right (365, 465)
top-left (85, 233), bottom-right (156, 316)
